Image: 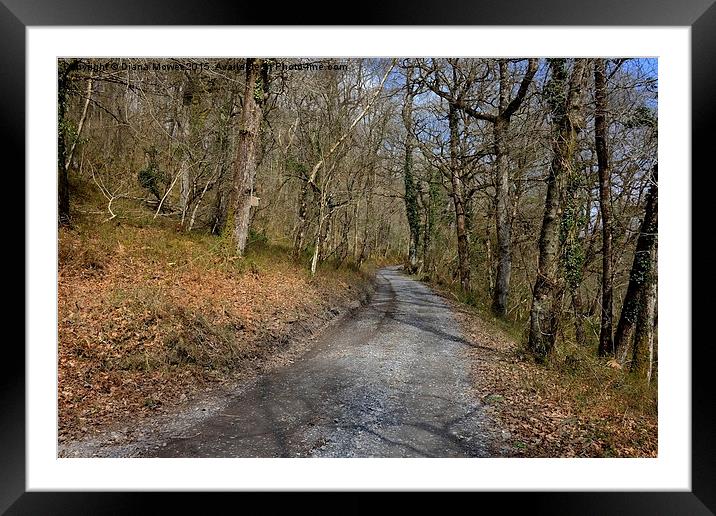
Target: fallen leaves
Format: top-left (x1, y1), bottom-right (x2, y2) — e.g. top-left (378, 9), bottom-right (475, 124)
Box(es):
top-left (607, 359), bottom-right (623, 370)
top-left (447, 299), bottom-right (657, 458)
top-left (58, 225), bottom-right (371, 443)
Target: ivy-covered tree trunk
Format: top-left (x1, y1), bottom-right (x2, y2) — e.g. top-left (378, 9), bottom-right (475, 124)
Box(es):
top-left (402, 65), bottom-right (421, 274)
top-left (615, 165), bottom-right (658, 364)
top-left (561, 159), bottom-right (586, 347)
top-left (420, 169), bottom-right (439, 276)
top-left (528, 58), bottom-right (587, 362)
top-left (230, 58), bottom-right (267, 255)
top-left (58, 60), bottom-right (77, 226)
top-left (595, 58), bottom-right (615, 357)
top-left (448, 103), bottom-right (471, 292)
top-left (292, 181), bottom-right (310, 260)
top-left (632, 244), bottom-right (657, 381)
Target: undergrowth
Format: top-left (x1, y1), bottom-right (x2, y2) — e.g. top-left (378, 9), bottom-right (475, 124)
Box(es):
top-left (58, 208), bottom-right (373, 441)
top-left (422, 272), bottom-right (657, 457)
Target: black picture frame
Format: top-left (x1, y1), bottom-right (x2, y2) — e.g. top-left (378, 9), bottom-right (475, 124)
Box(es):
top-left (5, 1), bottom-right (709, 513)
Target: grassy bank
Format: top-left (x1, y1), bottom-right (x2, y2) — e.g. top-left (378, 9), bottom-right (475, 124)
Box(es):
top-left (426, 279), bottom-right (657, 458)
top-left (58, 215), bottom-right (373, 442)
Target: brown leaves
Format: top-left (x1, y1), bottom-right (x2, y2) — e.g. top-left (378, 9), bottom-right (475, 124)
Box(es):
top-left (58, 225), bottom-right (370, 442)
top-left (448, 299), bottom-right (657, 458)
top-left (607, 359), bottom-right (623, 370)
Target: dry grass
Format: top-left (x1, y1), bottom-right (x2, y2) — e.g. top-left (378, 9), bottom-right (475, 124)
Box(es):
top-left (58, 218), bottom-right (372, 442)
top-left (443, 297), bottom-right (657, 458)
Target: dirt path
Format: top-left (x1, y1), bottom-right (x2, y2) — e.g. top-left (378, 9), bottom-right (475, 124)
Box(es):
top-left (63, 266), bottom-right (505, 458)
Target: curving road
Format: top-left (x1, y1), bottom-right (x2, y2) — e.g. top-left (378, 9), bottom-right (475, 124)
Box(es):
top-left (149, 266), bottom-right (497, 458)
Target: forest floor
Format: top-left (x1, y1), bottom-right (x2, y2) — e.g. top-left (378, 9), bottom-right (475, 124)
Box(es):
top-left (441, 294), bottom-right (658, 457)
top-left (58, 218), bottom-right (374, 448)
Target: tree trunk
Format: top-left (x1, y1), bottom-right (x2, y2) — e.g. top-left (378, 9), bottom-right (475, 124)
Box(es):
top-left (595, 58), bottom-right (615, 357)
top-left (57, 60), bottom-right (77, 226)
top-left (455, 58), bottom-right (537, 315)
top-left (571, 287), bottom-right (586, 346)
top-left (448, 103), bottom-right (470, 292)
top-left (402, 65), bottom-right (421, 274)
top-left (230, 58), bottom-right (265, 256)
top-left (615, 165), bottom-right (658, 363)
top-left (179, 82), bottom-right (193, 228)
top-left (319, 209), bottom-right (332, 262)
top-left (528, 58), bottom-right (587, 361)
top-left (209, 96), bottom-right (235, 235)
top-left (632, 245), bottom-right (657, 382)
top-left (335, 211), bottom-right (351, 268)
top-left (64, 77), bottom-right (93, 172)
top-left (421, 173), bottom-right (438, 276)
top-left (293, 181), bottom-right (310, 260)
top-left (352, 199), bottom-right (360, 261)
top-left (311, 189), bottom-right (327, 276)
top-left (492, 114), bottom-right (511, 315)
top-left (211, 189), bottom-right (229, 235)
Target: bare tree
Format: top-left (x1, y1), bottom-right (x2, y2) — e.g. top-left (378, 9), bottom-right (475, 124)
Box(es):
top-left (461, 59), bottom-right (538, 315)
top-left (416, 58), bottom-right (480, 292)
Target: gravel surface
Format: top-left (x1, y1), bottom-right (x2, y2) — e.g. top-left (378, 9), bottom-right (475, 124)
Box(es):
top-left (61, 266), bottom-right (505, 458)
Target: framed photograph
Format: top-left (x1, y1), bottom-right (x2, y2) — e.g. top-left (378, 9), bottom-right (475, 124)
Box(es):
top-left (7, 0), bottom-right (709, 513)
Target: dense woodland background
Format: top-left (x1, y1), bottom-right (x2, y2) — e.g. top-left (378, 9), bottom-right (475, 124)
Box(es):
top-left (58, 57), bottom-right (658, 387)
